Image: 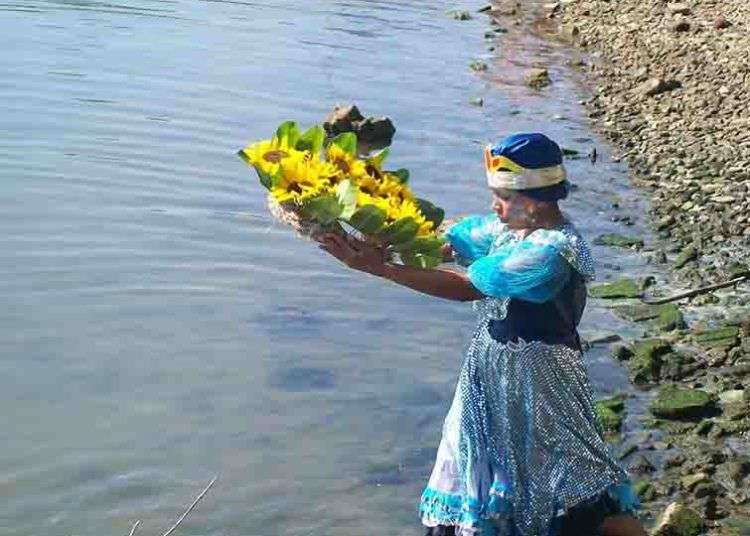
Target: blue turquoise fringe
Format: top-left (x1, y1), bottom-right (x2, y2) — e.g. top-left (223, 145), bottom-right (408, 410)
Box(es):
top-left (420, 481), bottom-right (640, 535)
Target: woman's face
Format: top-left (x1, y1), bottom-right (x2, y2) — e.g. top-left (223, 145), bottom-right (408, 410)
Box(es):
top-left (490, 188), bottom-right (539, 229)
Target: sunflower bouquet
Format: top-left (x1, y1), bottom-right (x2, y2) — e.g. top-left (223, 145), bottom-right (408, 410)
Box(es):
top-left (238, 121), bottom-right (446, 268)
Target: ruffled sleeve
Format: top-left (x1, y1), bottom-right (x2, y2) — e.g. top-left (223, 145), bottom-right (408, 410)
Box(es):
top-left (466, 230), bottom-right (573, 303)
top-left (444, 214), bottom-right (500, 266)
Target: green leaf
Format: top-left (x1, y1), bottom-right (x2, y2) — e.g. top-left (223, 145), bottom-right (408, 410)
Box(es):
top-left (296, 125), bottom-right (326, 154)
top-left (380, 217), bottom-right (419, 245)
top-left (415, 198), bottom-right (445, 229)
top-left (392, 168), bottom-right (409, 184)
top-left (347, 205), bottom-right (386, 235)
top-left (331, 132), bottom-right (358, 155)
top-left (400, 251), bottom-right (443, 269)
top-left (368, 148), bottom-right (390, 168)
top-left (302, 195), bottom-right (343, 225)
top-left (274, 121), bottom-right (300, 148)
top-left (255, 168), bottom-right (273, 190)
top-left (336, 180), bottom-right (359, 219)
top-left (396, 236), bottom-right (445, 254)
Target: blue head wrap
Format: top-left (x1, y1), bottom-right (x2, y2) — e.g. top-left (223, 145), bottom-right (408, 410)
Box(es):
top-left (485, 133), bottom-right (569, 199)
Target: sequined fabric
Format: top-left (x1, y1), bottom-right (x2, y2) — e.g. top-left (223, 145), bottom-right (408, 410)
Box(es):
top-left (420, 221), bottom-right (635, 535)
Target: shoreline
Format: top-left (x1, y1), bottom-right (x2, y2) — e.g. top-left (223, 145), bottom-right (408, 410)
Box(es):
top-left (472, 0), bottom-right (750, 533)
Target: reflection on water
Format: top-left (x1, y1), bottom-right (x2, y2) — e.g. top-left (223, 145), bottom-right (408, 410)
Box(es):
top-left (1, 0), bottom-right (653, 534)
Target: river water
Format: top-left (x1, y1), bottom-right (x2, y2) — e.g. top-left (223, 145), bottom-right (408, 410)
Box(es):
top-left (1, 1), bottom-right (654, 534)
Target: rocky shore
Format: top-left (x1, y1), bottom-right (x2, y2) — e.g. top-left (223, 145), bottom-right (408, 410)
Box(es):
top-left (469, 1), bottom-right (750, 534)
top-left (546, 1), bottom-right (750, 533)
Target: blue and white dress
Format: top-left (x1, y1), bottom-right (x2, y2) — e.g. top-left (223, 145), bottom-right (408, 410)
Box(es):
top-left (419, 214), bottom-right (639, 536)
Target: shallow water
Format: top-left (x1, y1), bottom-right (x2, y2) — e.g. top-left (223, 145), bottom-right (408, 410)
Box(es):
top-left (1, 1), bottom-right (655, 534)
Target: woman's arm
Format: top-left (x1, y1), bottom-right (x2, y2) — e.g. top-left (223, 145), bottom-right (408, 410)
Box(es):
top-left (318, 233), bottom-right (482, 302)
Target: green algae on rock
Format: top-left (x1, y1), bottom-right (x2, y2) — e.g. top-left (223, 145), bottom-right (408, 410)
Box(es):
top-left (595, 394), bottom-right (627, 435)
top-left (593, 233), bottom-right (644, 249)
top-left (650, 385), bottom-right (715, 420)
top-left (629, 338), bottom-right (672, 384)
top-left (589, 278), bottom-right (645, 299)
top-left (692, 325), bottom-right (740, 350)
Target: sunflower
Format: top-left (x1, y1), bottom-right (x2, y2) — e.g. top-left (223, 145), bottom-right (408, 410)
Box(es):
top-left (326, 144), bottom-right (369, 181)
top-left (268, 151), bottom-right (339, 204)
top-left (240, 138), bottom-right (300, 176)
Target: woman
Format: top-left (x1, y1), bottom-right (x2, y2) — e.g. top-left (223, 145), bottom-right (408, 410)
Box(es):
top-left (318, 133), bottom-right (647, 536)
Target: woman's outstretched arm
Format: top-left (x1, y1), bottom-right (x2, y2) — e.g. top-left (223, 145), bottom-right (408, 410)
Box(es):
top-left (318, 233), bottom-right (483, 302)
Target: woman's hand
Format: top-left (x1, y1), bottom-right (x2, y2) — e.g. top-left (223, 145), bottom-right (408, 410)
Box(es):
top-left (317, 233), bottom-right (387, 276)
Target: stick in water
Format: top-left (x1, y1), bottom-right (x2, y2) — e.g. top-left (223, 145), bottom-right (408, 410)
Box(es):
top-left (160, 476), bottom-right (218, 536)
top-left (642, 274), bottom-right (749, 305)
top-left (128, 520), bottom-right (141, 536)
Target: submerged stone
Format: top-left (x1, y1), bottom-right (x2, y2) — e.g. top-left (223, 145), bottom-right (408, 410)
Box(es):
top-left (650, 385), bottom-right (715, 420)
top-left (593, 233), bottom-right (644, 248)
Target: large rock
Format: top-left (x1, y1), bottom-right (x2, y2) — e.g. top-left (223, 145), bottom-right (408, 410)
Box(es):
top-left (649, 384), bottom-right (715, 420)
top-left (652, 502), bottom-right (703, 536)
top-left (524, 68), bottom-right (551, 89)
top-left (323, 105), bottom-right (396, 151)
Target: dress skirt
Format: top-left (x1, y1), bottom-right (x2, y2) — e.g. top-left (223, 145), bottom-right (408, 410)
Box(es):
top-left (418, 322), bottom-right (639, 536)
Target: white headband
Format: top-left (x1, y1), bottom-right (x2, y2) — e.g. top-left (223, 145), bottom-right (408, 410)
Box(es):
top-left (486, 164), bottom-right (567, 190)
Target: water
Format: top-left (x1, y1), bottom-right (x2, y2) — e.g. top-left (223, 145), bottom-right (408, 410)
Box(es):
top-left (1, 1), bottom-right (656, 534)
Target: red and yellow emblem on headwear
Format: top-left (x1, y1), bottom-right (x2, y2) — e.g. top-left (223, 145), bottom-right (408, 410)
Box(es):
top-left (484, 144), bottom-right (566, 190)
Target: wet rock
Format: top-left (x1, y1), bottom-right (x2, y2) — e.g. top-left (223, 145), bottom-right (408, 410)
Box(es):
top-left (664, 453), bottom-right (687, 469)
top-left (719, 389), bottom-right (747, 404)
top-left (323, 105), bottom-right (396, 151)
top-left (657, 304), bottom-right (687, 332)
top-left (324, 104), bottom-right (364, 135)
top-left (469, 60), bottom-right (488, 72)
top-left (650, 384), bottom-right (716, 420)
top-left (673, 246), bottom-right (698, 269)
top-left (611, 343), bottom-right (634, 361)
top-left (630, 338), bottom-right (672, 384)
top-left (640, 78), bottom-right (681, 97)
top-left (629, 454), bottom-right (656, 475)
top-left (652, 502), bottom-right (703, 536)
top-left (524, 68), bottom-right (551, 89)
top-left (681, 472), bottom-right (710, 492)
top-left (589, 278), bottom-right (647, 299)
top-left (447, 9), bottom-right (472, 20)
top-left (661, 352), bottom-right (696, 381)
top-left (595, 394), bottom-right (627, 433)
top-left (593, 233), bottom-right (644, 248)
top-left (634, 479), bottom-right (658, 502)
top-left (356, 117), bottom-right (396, 149)
top-left (693, 326), bottom-right (740, 350)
